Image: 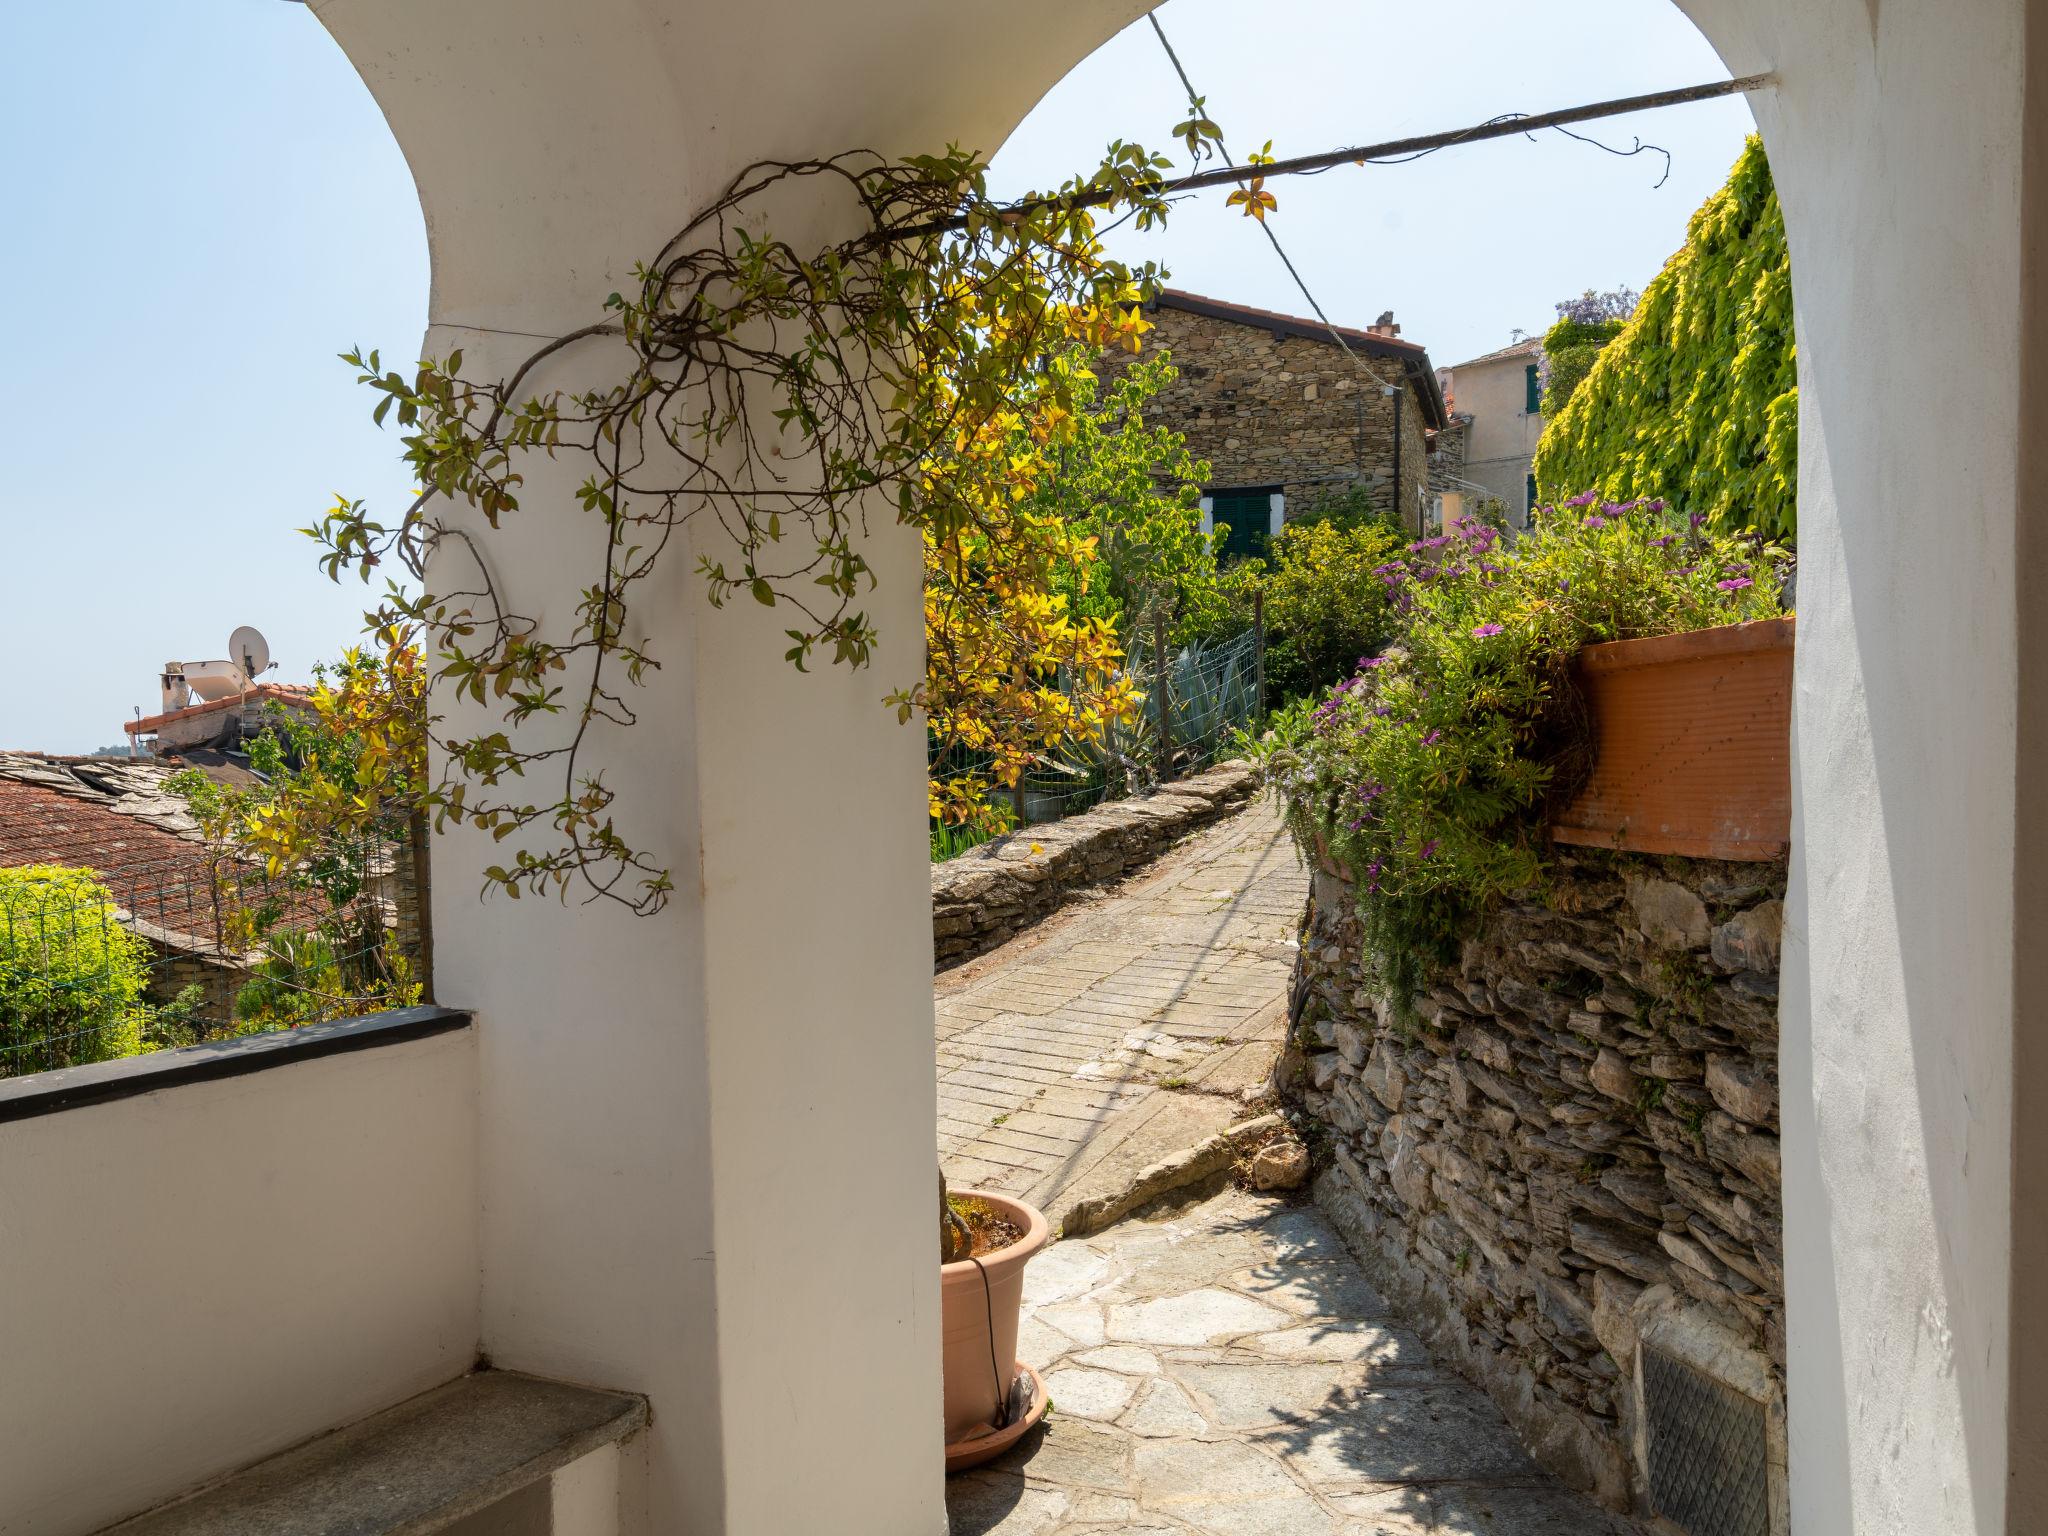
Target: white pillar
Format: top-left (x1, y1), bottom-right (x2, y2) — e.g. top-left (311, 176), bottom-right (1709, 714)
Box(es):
top-left (314, 2), bottom-right (1150, 1530)
top-left (1679, 1), bottom-right (2031, 1530)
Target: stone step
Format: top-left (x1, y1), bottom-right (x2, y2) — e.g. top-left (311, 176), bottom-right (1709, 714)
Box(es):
top-left (98, 1371), bottom-right (647, 1534)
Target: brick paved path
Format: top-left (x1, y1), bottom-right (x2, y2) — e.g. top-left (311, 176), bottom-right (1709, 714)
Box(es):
top-left (937, 798), bottom-right (1303, 1212)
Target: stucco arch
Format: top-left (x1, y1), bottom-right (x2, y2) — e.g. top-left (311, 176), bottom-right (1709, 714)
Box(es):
top-left (308, 2), bottom-right (2040, 1531)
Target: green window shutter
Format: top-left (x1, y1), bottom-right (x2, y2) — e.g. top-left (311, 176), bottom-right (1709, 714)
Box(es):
top-left (1209, 489), bottom-right (1273, 563)
top-left (1526, 473), bottom-right (1539, 516)
top-left (1525, 362), bottom-right (1542, 415)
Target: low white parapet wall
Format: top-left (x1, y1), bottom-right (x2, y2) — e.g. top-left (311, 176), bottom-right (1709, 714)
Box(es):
top-left (0, 1010), bottom-right (481, 1536)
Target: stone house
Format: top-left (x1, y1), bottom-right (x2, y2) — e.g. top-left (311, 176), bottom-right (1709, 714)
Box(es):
top-left (1100, 289), bottom-right (1449, 550)
top-left (1438, 335), bottom-right (1545, 528)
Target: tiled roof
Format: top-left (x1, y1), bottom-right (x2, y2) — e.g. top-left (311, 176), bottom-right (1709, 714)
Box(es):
top-left (0, 753), bottom-right (320, 948)
top-left (0, 774), bottom-right (224, 941)
top-left (1446, 336), bottom-right (1543, 370)
top-left (1150, 289), bottom-right (1449, 431)
top-left (126, 683), bottom-right (314, 738)
top-left (1157, 288), bottom-right (1427, 356)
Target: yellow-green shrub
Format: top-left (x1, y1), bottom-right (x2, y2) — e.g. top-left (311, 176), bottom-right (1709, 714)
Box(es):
top-left (0, 864), bottom-right (147, 1076)
top-left (1534, 138), bottom-right (1796, 539)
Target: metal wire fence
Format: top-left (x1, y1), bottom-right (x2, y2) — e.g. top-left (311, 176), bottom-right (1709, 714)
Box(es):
top-left (0, 821), bottom-right (426, 1081)
top-left (929, 620), bottom-right (1263, 858)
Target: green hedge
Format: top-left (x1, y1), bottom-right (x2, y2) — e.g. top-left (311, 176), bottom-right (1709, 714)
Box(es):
top-left (1534, 137), bottom-right (1797, 539)
top-left (0, 864), bottom-right (148, 1075)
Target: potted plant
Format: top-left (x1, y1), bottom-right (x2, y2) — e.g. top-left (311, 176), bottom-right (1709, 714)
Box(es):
top-left (1255, 495), bottom-right (1792, 1002)
top-left (939, 1180), bottom-right (1052, 1472)
top-left (1550, 614), bottom-right (1794, 859)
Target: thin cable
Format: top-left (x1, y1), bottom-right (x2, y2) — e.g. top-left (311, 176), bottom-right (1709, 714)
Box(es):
top-left (1145, 11), bottom-right (1402, 399)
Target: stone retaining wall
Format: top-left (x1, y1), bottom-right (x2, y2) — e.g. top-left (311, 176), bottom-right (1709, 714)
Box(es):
top-left (1284, 846), bottom-right (1786, 1526)
top-left (931, 762), bottom-right (1257, 968)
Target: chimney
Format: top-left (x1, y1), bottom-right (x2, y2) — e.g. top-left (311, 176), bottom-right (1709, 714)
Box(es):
top-left (1368, 310), bottom-right (1401, 337)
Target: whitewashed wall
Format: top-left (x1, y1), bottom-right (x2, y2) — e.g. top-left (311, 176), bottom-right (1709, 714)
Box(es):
top-left (0, 1027), bottom-right (480, 1536)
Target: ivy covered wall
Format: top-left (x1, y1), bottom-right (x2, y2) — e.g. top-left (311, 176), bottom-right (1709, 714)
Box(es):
top-left (1533, 138), bottom-right (1797, 540)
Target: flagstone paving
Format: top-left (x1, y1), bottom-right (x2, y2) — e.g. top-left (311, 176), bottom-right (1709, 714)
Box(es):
top-left (937, 798), bottom-right (1302, 1216)
top-left (947, 1187), bottom-right (1641, 1536)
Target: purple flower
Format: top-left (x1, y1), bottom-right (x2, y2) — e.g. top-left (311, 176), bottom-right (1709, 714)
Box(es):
top-left (1645, 499), bottom-right (1667, 512)
top-left (1357, 655), bottom-right (1386, 669)
top-left (1650, 534), bottom-right (1676, 548)
top-left (1689, 511), bottom-right (1708, 529)
top-left (1583, 514), bottom-right (1608, 530)
top-left (1422, 729), bottom-right (1442, 747)
top-left (1717, 576), bottom-right (1754, 591)
top-left (1565, 491), bottom-right (1598, 508)
top-left (1472, 622), bottom-right (1503, 637)
top-left (1419, 838), bottom-right (1439, 860)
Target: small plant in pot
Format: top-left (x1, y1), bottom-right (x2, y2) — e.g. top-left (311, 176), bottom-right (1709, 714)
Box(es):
top-left (938, 1172), bottom-right (1052, 1471)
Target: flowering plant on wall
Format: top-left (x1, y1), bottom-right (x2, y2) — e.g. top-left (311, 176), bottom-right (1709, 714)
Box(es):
top-left (1258, 495), bottom-right (1789, 1006)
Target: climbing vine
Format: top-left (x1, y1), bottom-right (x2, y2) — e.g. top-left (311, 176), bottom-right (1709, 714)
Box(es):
top-left (1533, 137), bottom-right (1797, 539)
top-left (308, 130), bottom-right (1240, 910)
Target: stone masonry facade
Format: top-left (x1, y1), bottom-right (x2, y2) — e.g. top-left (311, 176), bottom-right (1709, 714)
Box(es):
top-left (1098, 292), bottom-right (1445, 531)
top-left (1284, 846), bottom-right (1787, 1528)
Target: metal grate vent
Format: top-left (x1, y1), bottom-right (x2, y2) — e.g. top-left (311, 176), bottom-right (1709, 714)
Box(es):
top-left (1643, 1344), bottom-right (1771, 1536)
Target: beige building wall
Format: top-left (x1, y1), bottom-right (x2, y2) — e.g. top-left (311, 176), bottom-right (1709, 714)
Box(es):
top-left (1444, 343), bottom-right (1545, 525)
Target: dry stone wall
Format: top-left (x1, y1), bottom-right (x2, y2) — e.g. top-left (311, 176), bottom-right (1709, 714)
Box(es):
top-left (1286, 846), bottom-right (1786, 1524)
top-left (931, 763), bottom-right (1256, 969)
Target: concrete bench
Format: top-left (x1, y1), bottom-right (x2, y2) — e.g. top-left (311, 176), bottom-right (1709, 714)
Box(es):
top-left (99, 1371), bottom-right (647, 1535)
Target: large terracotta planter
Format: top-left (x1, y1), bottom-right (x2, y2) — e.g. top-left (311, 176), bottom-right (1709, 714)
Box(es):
top-left (942, 1190), bottom-right (1051, 1472)
top-left (1549, 615), bottom-right (1794, 861)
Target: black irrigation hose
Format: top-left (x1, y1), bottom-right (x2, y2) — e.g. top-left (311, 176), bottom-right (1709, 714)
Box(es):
top-left (968, 1253), bottom-right (1013, 1430)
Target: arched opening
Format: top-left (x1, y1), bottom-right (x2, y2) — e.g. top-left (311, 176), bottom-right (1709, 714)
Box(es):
top-left (5, 1), bottom-right (2042, 1532)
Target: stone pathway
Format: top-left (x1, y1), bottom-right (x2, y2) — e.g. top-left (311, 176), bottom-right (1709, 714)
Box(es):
top-left (948, 1188), bottom-right (1641, 1536)
top-left (937, 799), bottom-right (1303, 1216)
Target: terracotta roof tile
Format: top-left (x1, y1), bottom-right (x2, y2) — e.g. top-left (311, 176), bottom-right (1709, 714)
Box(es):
top-left (1446, 336), bottom-right (1544, 369)
top-left (126, 682), bottom-right (314, 737)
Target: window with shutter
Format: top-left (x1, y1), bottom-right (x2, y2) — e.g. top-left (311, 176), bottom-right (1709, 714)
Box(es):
top-left (1208, 488), bottom-right (1278, 563)
top-left (1525, 362), bottom-right (1542, 415)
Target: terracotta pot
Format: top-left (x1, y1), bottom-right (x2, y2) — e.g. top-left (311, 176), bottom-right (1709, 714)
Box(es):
top-left (1549, 615), bottom-right (1793, 860)
top-left (940, 1190), bottom-right (1050, 1453)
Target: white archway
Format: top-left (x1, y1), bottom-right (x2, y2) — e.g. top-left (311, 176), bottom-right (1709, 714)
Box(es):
top-left (305, 1), bottom-right (2043, 1530)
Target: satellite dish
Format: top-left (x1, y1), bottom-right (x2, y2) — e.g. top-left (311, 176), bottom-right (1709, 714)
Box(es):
top-left (229, 626), bottom-right (272, 680)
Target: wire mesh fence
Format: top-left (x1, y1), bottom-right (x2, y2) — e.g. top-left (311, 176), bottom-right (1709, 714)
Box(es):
top-left (0, 819), bottom-right (426, 1081)
top-left (929, 619), bottom-right (1263, 859)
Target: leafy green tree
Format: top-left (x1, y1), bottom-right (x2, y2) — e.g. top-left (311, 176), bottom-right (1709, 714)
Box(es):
top-left (1538, 287), bottom-right (1637, 416)
top-left (166, 647), bottom-right (424, 1025)
top-left (1246, 518), bottom-right (1405, 706)
top-left (0, 865), bottom-right (147, 1075)
top-left (1534, 138), bottom-right (1796, 538)
top-left (1037, 355), bottom-right (1219, 638)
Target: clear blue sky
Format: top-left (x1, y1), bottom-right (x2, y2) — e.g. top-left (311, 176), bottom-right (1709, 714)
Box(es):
top-left (0, 0), bottom-right (1751, 753)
